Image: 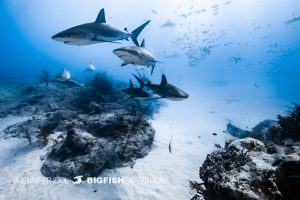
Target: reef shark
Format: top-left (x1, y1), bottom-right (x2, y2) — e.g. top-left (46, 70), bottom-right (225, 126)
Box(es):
top-left (52, 8), bottom-right (150, 46)
top-left (55, 68), bottom-right (85, 87)
top-left (120, 79), bottom-right (150, 103)
top-left (133, 74), bottom-right (189, 101)
top-left (113, 39), bottom-right (160, 75)
top-left (39, 69), bottom-right (84, 87)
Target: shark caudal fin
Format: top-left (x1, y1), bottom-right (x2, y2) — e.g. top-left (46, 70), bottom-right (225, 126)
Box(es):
top-left (131, 20), bottom-right (150, 47)
top-left (95, 8), bottom-right (106, 23)
top-left (151, 65), bottom-right (155, 75)
top-left (131, 73), bottom-right (145, 88)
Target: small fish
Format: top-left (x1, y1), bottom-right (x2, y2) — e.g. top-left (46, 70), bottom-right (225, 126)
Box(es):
top-left (169, 134), bottom-right (173, 154)
top-left (151, 10), bottom-right (158, 14)
top-left (160, 19), bottom-right (176, 28)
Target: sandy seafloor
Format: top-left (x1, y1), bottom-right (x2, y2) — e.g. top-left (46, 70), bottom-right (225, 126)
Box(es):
top-left (0, 83), bottom-right (288, 200)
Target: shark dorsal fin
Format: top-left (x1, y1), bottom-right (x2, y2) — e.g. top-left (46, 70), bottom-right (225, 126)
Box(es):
top-left (95, 8), bottom-right (106, 23)
top-left (141, 39), bottom-right (145, 47)
top-left (161, 74), bottom-right (167, 85)
top-left (129, 79), bottom-right (133, 88)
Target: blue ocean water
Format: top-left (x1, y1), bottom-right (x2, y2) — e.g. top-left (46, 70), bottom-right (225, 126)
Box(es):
top-left (1, 0), bottom-right (299, 104)
top-left (0, 1), bottom-right (300, 199)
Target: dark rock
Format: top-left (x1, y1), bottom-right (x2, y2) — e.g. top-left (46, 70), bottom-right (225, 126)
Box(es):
top-left (22, 86), bottom-right (35, 94)
top-left (272, 158), bottom-right (284, 167)
top-left (87, 101), bottom-right (103, 114)
top-left (199, 138), bottom-right (283, 200)
top-left (276, 160), bottom-right (300, 200)
top-left (41, 116), bottom-right (155, 180)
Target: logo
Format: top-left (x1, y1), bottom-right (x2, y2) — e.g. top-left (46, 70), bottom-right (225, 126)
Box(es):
top-left (71, 175), bottom-right (84, 185)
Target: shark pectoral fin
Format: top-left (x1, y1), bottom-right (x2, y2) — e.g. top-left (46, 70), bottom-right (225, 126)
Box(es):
top-left (121, 61), bottom-right (131, 66)
top-left (106, 41), bottom-right (122, 44)
top-left (95, 8), bottom-right (106, 23)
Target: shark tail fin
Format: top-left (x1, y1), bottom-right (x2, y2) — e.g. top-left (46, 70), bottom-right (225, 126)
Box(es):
top-left (95, 8), bottom-right (106, 23)
top-left (129, 79), bottom-right (133, 88)
top-left (131, 73), bottom-right (145, 89)
top-left (151, 65), bottom-right (155, 75)
top-left (131, 20), bottom-right (150, 47)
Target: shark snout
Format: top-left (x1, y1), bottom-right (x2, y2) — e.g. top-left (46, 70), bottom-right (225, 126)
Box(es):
top-left (112, 48), bottom-right (125, 56)
top-left (51, 31), bottom-right (73, 42)
top-left (51, 33), bottom-right (64, 41)
top-left (176, 90), bottom-right (189, 100)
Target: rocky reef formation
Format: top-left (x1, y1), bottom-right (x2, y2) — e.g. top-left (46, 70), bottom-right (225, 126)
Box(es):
top-left (1, 73), bottom-right (161, 180)
top-left (41, 118), bottom-right (154, 179)
top-left (191, 104), bottom-right (300, 200)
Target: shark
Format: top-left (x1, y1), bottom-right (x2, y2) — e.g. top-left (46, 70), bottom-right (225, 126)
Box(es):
top-left (83, 62), bottom-right (99, 72)
top-left (120, 79), bottom-right (150, 103)
top-left (55, 68), bottom-right (85, 87)
top-left (56, 68), bottom-right (71, 81)
top-left (52, 8), bottom-right (150, 46)
top-left (39, 69), bottom-right (84, 87)
top-left (132, 74), bottom-right (189, 101)
top-left (286, 16), bottom-right (300, 24)
top-left (86, 62), bottom-right (96, 72)
top-left (113, 39), bottom-right (160, 75)
top-left (160, 19), bottom-right (176, 28)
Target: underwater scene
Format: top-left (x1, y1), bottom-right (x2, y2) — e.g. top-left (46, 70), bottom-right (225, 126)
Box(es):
top-left (1, 0), bottom-right (300, 199)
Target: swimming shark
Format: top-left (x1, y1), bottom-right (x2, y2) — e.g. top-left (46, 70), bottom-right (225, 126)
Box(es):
top-left (52, 8), bottom-right (150, 46)
top-left (120, 79), bottom-right (150, 103)
top-left (286, 16), bottom-right (300, 24)
top-left (160, 19), bottom-right (176, 28)
top-left (39, 69), bottom-right (84, 87)
top-left (55, 68), bottom-right (85, 87)
top-left (132, 74), bottom-right (189, 101)
top-left (56, 68), bottom-right (71, 81)
top-left (83, 62), bottom-right (99, 72)
top-left (113, 39), bottom-right (160, 75)
top-left (86, 62), bottom-right (96, 72)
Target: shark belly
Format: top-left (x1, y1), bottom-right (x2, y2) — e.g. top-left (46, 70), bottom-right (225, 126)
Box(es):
top-left (117, 53), bottom-right (152, 66)
top-left (165, 96), bottom-right (187, 101)
top-left (64, 40), bottom-right (102, 46)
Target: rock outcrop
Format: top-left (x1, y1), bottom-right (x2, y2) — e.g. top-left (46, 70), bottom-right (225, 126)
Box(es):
top-left (41, 116), bottom-right (155, 180)
top-left (197, 138), bottom-right (300, 200)
top-left (189, 105), bottom-right (300, 200)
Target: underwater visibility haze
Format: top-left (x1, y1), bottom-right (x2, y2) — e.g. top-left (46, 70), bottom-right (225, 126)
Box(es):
top-left (0, 0), bottom-right (300, 199)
